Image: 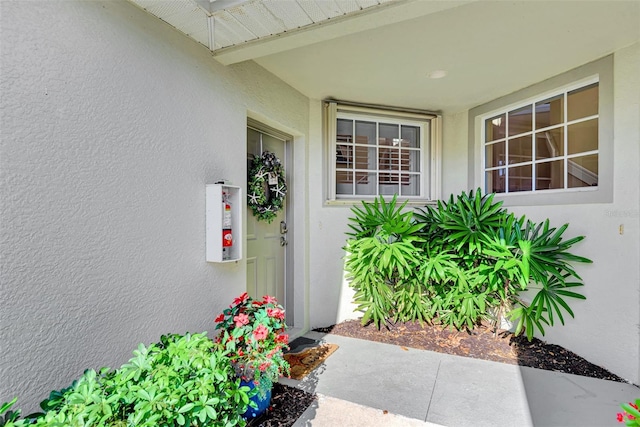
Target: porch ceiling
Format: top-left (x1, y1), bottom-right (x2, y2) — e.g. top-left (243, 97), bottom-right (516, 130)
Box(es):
top-left (129, 0), bottom-right (640, 113)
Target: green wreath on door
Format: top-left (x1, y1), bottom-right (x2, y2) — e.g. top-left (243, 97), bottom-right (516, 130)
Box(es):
top-left (247, 151), bottom-right (286, 223)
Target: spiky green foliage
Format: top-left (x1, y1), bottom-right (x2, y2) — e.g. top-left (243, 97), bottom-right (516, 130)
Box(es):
top-left (344, 195), bottom-right (426, 328)
top-left (344, 189), bottom-right (592, 340)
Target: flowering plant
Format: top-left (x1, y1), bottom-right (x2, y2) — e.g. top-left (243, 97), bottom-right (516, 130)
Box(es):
top-left (215, 293), bottom-right (289, 397)
top-left (618, 399), bottom-right (640, 426)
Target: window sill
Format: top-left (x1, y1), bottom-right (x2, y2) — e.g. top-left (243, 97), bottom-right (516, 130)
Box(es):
top-left (324, 198), bottom-right (437, 207)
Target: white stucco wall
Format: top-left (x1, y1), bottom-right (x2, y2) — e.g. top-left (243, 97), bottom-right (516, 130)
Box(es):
top-left (0, 0), bottom-right (308, 411)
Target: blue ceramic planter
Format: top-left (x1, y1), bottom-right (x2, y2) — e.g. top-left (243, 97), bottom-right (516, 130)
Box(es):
top-left (240, 379), bottom-right (272, 419)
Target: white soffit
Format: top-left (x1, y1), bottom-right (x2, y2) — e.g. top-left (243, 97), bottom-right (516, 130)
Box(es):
top-left (127, 0), bottom-right (399, 62)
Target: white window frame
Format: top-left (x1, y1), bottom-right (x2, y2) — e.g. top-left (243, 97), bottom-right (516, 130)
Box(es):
top-left (480, 76), bottom-right (600, 196)
top-left (325, 101), bottom-right (441, 204)
top-left (468, 55), bottom-right (613, 207)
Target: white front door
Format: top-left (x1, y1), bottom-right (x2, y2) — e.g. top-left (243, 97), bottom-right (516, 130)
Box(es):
top-left (246, 126), bottom-right (288, 311)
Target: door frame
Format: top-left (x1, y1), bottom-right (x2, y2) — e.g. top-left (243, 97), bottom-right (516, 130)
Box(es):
top-left (246, 118), bottom-right (295, 326)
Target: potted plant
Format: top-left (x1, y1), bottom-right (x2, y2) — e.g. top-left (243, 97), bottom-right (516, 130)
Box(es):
top-left (214, 293), bottom-right (290, 419)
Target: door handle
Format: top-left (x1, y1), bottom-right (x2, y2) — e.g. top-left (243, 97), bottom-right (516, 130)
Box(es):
top-left (280, 236), bottom-right (288, 246)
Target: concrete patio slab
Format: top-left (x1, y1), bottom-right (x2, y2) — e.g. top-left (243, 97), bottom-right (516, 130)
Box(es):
top-left (427, 355), bottom-right (533, 426)
top-left (292, 394), bottom-right (442, 427)
top-left (282, 331), bottom-right (640, 426)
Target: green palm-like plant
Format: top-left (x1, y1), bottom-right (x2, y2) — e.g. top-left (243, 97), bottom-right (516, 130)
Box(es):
top-left (344, 195), bottom-right (426, 328)
top-left (345, 189), bottom-right (592, 340)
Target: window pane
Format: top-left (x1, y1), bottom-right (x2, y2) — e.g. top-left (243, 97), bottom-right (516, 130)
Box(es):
top-left (337, 119), bottom-right (353, 138)
top-left (568, 83), bottom-right (598, 121)
top-left (535, 94), bottom-right (564, 129)
top-left (485, 141), bottom-right (505, 168)
top-left (508, 135), bottom-right (532, 164)
top-left (336, 172), bottom-right (353, 195)
top-left (485, 169), bottom-right (505, 194)
top-left (379, 123), bottom-right (399, 142)
top-left (536, 160), bottom-right (564, 190)
top-left (508, 105), bottom-right (532, 136)
top-left (400, 174), bottom-right (420, 196)
top-left (401, 125), bottom-right (420, 148)
top-left (406, 150), bottom-right (420, 172)
top-left (485, 114), bottom-right (505, 142)
top-left (336, 144), bottom-right (353, 184)
top-left (567, 119), bottom-right (598, 155)
top-left (379, 143), bottom-right (399, 173)
top-left (508, 164), bottom-right (532, 192)
top-left (568, 154), bottom-right (598, 188)
top-left (379, 173), bottom-right (398, 195)
top-left (535, 128), bottom-right (564, 159)
top-left (355, 121), bottom-right (377, 146)
top-left (355, 172), bottom-right (377, 195)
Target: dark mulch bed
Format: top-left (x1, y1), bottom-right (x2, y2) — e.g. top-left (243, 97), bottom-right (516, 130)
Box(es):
top-left (246, 383), bottom-right (315, 427)
top-left (316, 318), bottom-right (629, 383)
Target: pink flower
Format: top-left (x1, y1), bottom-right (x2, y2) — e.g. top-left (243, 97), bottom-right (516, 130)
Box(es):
top-left (267, 308), bottom-right (285, 320)
top-left (253, 324), bottom-right (268, 340)
top-left (263, 295), bottom-right (278, 304)
top-left (276, 333), bottom-right (289, 344)
top-left (631, 403), bottom-right (639, 410)
top-left (215, 313), bottom-right (225, 323)
top-left (234, 313), bottom-right (249, 327)
top-left (618, 413), bottom-right (624, 422)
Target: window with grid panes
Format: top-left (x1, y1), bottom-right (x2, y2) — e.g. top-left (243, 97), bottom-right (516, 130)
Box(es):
top-left (483, 80), bottom-right (599, 194)
top-left (326, 102), bottom-right (440, 202)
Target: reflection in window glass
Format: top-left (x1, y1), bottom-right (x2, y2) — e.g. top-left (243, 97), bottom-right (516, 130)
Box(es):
top-left (536, 95), bottom-right (564, 129)
top-left (401, 126), bottom-right (420, 148)
top-left (485, 169), bottom-right (505, 194)
top-left (508, 164), bottom-right (532, 192)
top-left (401, 174), bottom-right (420, 196)
top-left (568, 119), bottom-right (598, 154)
top-left (485, 114), bottom-right (506, 142)
top-left (568, 83), bottom-right (598, 121)
top-left (380, 123), bottom-right (399, 141)
top-left (356, 121), bottom-right (376, 145)
top-left (355, 172), bottom-right (377, 195)
top-left (536, 160), bottom-right (564, 190)
top-left (568, 154), bottom-right (598, 188)
top-left (508, 135), bottom-right (532, 164)
top-left (485, 141), bottom-right (505, 168)
top-left (535, 128), bottom-right (564, 159)
top-left (508, 105), bottom-right (532, 136)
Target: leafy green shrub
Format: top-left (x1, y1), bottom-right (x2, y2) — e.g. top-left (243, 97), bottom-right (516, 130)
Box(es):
top-left (344, 196), bottom-right (427, 327)
top-left (3, 332), bottom-right (251, 427)
top-left (345, 189), bottom-right (592, 340)
top-left (1, 398), bottom-right (21, 427)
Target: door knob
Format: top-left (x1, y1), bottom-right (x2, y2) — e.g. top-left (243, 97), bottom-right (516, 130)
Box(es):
top-left (280, 236), bottom-right (288, 246)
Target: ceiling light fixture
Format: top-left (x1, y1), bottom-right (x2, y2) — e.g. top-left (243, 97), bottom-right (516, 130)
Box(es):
top-left (427, 70), bottom-right (447, 79)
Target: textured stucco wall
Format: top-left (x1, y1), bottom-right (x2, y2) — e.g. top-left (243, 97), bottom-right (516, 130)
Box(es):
top-left (0, 0), bottom-right (308, 411)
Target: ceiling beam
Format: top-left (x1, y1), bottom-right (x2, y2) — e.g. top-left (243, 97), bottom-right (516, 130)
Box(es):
top-left (212, 0), bottom-right (474, 65)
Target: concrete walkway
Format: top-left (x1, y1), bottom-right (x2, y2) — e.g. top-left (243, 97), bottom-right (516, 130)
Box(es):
top-left (283, 331), bottom-right (639, 427)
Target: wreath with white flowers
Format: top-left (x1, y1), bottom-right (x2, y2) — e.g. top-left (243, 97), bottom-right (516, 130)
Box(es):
top-left (248, 151), bottom-right (287, 223)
